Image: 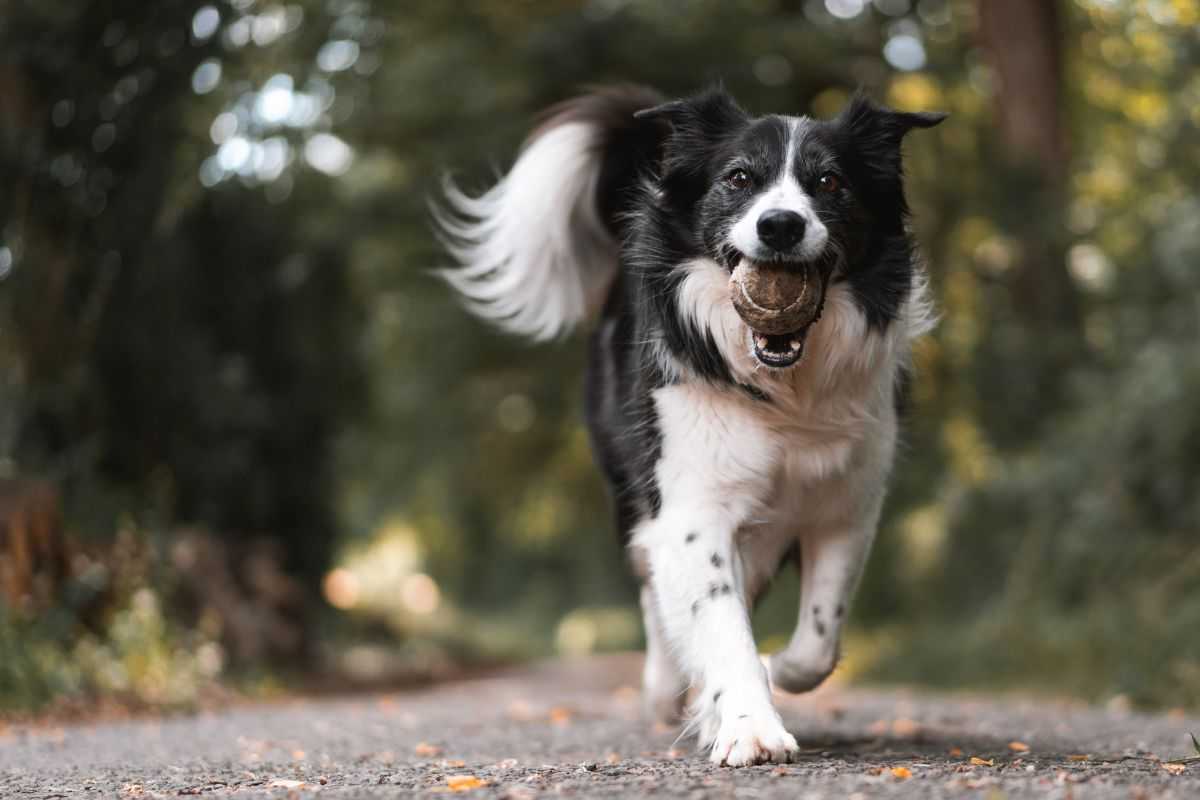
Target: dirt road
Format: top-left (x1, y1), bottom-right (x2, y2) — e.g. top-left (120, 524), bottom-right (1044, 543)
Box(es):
top-left (2, 654), bottom-right (1198, 798)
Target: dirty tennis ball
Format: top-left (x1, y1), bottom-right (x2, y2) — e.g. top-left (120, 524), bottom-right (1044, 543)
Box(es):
top-left (730, 261), bottom-right (821, 335)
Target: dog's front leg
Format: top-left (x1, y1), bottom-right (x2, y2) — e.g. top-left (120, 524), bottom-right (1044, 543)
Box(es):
top-left (637, 507), bottom-right (798, 766)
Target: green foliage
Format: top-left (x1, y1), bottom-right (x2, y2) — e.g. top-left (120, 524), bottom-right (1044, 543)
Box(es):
top-left (0, 534), bottom-right (225, 713)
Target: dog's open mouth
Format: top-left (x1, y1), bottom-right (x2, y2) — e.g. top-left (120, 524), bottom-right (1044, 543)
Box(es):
top-left (751, 328), bottom-right (809, 368)
top-left (730, 259), bottom-right (828, 369)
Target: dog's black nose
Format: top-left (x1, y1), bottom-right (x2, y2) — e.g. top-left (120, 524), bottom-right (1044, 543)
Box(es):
top-left (756, 209), bottom-right (806, 252)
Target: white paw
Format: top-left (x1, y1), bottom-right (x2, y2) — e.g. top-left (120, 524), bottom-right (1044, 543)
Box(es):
top-left (708, 710), bottom-right (799, 767)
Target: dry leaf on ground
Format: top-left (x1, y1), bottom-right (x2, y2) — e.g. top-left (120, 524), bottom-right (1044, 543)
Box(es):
top-left (446, 775), bottom-right (487, 791)
top-left (1008, 741), bottom-right (1030, 752)
top-left (414, 742), bottom-right (443, 757)
top-left (969, 757), bottom-right (995, 767)
top-left (891, 766), bottom-right (912, 779)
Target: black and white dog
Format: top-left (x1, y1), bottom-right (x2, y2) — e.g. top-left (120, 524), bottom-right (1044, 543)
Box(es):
top-left (435, 85), bottom-right (944, 766)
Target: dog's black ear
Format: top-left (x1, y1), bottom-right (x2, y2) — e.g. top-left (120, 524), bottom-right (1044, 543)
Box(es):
top-left (836, 90), bottom-right (945, 178)
top-left (838, 90), bottom-right (947, 141)
top-left (633, 87), bottom-right (748, 190)
top-left (633, 87), bottom-right (746, 131)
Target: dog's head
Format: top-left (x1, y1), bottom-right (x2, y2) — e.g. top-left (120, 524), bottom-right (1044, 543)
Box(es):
top-left (637, 89), bottom-right (944, 368)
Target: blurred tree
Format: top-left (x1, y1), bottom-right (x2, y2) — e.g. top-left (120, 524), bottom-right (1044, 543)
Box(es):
top-left (0, 0), bottom-right (363, 660)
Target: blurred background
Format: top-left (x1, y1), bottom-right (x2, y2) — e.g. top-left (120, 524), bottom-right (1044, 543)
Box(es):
top-left (1, 0), bottom-right (1197, 718)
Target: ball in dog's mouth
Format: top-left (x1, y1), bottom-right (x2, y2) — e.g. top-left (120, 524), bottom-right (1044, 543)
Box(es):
top-left (730, 260), bottom-right (827, 368)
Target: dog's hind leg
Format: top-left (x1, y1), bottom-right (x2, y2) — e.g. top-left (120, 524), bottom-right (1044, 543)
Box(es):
top-left (639, 586), bottom-right (688, 723)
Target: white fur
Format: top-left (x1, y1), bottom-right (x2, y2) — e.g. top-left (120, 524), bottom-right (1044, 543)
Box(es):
top-left (728, 119), bottom-right (828, 262)
top-left (633, 254), bottom-right (928, 765)
top-left (434, 122), bottom-right (616, 340)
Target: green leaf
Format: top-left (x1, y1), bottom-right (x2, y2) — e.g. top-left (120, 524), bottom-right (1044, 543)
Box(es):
top-left (1190, 732), bottom-right (1200, 756)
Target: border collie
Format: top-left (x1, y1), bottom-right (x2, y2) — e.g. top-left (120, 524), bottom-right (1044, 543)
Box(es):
top-left (435, 85), bottom-right (944, 766)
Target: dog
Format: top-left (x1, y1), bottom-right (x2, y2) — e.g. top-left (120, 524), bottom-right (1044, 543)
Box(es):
top-left (434, 85), bottom-right (944, 766)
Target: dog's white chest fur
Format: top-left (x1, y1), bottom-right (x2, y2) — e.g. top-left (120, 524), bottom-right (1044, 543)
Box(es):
top-left (647, 277), bottom-right (905, 602)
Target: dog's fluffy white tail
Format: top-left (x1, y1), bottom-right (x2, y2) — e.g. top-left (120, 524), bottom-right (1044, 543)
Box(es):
top-left (434, 86), bottom-right (665, 340)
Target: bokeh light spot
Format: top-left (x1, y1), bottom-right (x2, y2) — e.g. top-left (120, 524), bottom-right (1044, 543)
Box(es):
top-left (826, 0), bottom-right (866, 19)
top-left (323, 568), bottom-right (360, 610)
top-left (400, 573), bottom-right (440, 615)
top-left (304, 133), bottom-right (353, 175)
top-left (192, 6), bottom-right (220, 41)
top-left (884, 34), bottom-right (927, 71)
top-left (317, 40), bottom-right (360, 72)
top-left (191, 59), bottom-right (222, 94)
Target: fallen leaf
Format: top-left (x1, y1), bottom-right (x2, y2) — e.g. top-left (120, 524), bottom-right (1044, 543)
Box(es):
top-left (268, 779), bottom-right (305, 789)
top-left (892, 719), bottom-right (921, 737)
top-left (605, 752), bottom-right (621, 765)
top-left (969, 757), bottom-right (994, 767)
top-left (1067, 754), bottom-right (1090, 762)
top-left (446, 775), bottom-right (487, 791)
top-left (548, 707), bottom-right (572, 725)
top-left (891, 766), bottom-right (912, 779)
top-left (1162, 762), bottom-right (1186, 776)
top-left (1008, 741), bottom-right (1030, 752)
top-left (441, 759), bottom-right (466, 768)
top-left (414, 742), bottom-right (443, 757)
top-left (948, 746), bottom-right (964, 757)
top-left (291, 749), bottom-right (306, 760)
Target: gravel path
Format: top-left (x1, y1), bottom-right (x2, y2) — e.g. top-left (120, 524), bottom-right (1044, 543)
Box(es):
top-left (2, 654), bottom-right (1198, 798)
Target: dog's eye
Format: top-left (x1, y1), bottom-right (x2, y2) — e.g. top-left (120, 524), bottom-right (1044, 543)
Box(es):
top-left (817, 173), bottom-right (841, 193)
top-left (724, 169), bottom-right (751, 191)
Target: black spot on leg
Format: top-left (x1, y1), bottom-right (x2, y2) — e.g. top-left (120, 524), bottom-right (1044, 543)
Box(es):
top-left (737, 714), bottom-right (748, 719)
top-left (712, 690), bottom-right (722, 705)
top-left (708, 583), bottom-right (720, 599)
top-left (685, 532), bottom-right (697, 544)
top-left (691, 599), bottom-right (701, 615)
top-left (721, 583), bottom-right (732, 595)
top-left (813, 605), bottom-right (821, 616)
top-left (710, 553), bottom-right (723, 568)
top-left (815, 620), bottom-right (827, 637)
top-left (836, 604), bottom-right (845, 619)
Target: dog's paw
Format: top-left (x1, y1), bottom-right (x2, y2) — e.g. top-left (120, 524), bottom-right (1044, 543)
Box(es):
top-left (708, 711), bottom-right (798, 767)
